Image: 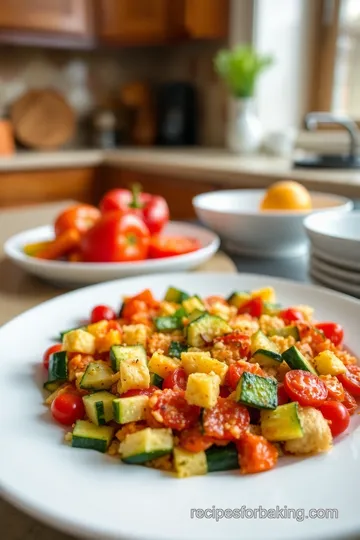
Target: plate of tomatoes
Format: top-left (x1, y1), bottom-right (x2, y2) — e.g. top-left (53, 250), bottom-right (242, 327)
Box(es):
top-left (4, 187), bottom-right (219, 287)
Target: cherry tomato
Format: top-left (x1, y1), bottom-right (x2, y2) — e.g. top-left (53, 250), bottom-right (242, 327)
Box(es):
top-left (237, 297), bottom-right (263, 318)
top-left (318, 401), bottom-right (350, 437)
top-left (43, 343), bottom-right (62, 370)
top-left (283, 370), bottom-right (328, 407)
top-left (237, 431), bottom-right (278, 474)
top-left (214, 332), bottom-right (251, 357)
top-left (148, 389), bottom-right (200, 430)
top-left (342, 390), bottom-right (358, 415)
top-left (179, 425), bottom-right (214, 453)
top-left (226, 361), bottom-right (266, 390)
top-left (51, 392), bottom-right (85, 425)
top-left (219, 386), bottom-right (231, 398)
top-left (315, 322), bottom-right (344, 347)
top-left (279, 308), bottom-right (304, 325)
top-left (319, 375), bottom-right (345, 401)
top-left (54, 204), bottom-right (100, 237)
top-left (121, 386), bottom-right (159, 398)
top-left (202, 397), bottom-right (250, 440)
top-left (81, 212), bottom-right (149, 263)
top-left (277, 384), bottom-right (290, 405)
top-left (162, 368), bottom-right (187, 391)
top-left (148, 236), bottom-right (201, 259)
top-left (90, 305), bottom-right (116, 323)
top-left (338, 365), bottom-right (360, 397)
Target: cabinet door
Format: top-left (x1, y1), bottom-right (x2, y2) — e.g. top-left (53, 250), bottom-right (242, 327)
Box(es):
top-left (185, 0), bottom-right (229, 38)
top-left (0, 0), bottom-right (92, 35)
top-left (98, 0), bottom-right (169, 44)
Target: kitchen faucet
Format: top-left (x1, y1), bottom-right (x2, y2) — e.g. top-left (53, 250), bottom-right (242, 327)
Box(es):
top-left (305, 112), bottom-right (359, 160)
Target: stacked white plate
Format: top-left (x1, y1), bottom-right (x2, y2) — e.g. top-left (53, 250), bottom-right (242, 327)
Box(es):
top-left (304, 211), bottom-right (360, 297)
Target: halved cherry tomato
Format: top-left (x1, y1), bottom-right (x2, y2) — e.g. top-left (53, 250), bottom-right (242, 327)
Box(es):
top-left (219, 386), bottom-right (231, 398)
top-left (90, 305), bottom-right (117, 323)
top-left (319, 375), bottom-right (345, 402)
top-left (51, 392), bottom-right (85, 425)
top-left (121, 386), bottom-right (159, 398)
top-left (214, 332), bottom-right (251, 357)
top-left (236, 431), bottom-right (278, 474)
top-left (318, 401), bottom-right (350, 437)
top-left (148, 389), bottom-right (200, 430)
top-left (277, 384), bottom-right (290, 405)
top-left (342, 390), bottom-right (358, 415)
top-left (54, 204), bottom-right (100, 237)
top-left (283, 370), bottom-right (328, 407)
top-left (226, 360), bottom-right (266, 390)
top-left (43, 343), bottom-right (62, 370)
top-left (162, 368), bottom-right (187, 391)
top-left (337, 365), bottom-right (360, 397)
top-left (237, 297), bottom-right (263, 318)
top-left (202, 397), bottom-right (250, 440)
top-left (179, 425), bottom-right (214, 453)
top-left (315, 322), bottom-right (344, 347)
top-left (279, 308), bottom-right (304, 325)
top-left (148, 236), bottom-right (201, 259)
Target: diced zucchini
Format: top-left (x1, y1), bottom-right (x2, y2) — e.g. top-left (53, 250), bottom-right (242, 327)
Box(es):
top-left (83, 391), bottom-right (115, 426)
top-left (185, 372), bottom-right (220, 408)
top-left (181, 351), bottom-right (228, 384)
top-left (235, 372), bottom-right (278, 409)
top-left (72, 420), bottom-right (114, 452)
top-left (173, 447), bottom-right (207, 477)
top-left (119, 428), bottom-right (173, 464)
top-left (205, 443), bottom-right (239, 473)
top-left (182, 296), bottom-right (205, 314)
top-left (227, 291), bottom-right (251, 308)
top-left (164, 286), bottom-right (189, 303)
top-left (187, 309), bottom-right (205, 324)
top-left (268, 325), bottom-right (300, 340)
top-left (282, 346), bottom-right (317, 374)
top-left (186, 313), bottom-right (231, 347)
top-left (261, 402), bottom-right (303, 441)
top-left (250, 330), bottom-right (282, 367)
top-left (43, 380), bottom-right (63, 393)
top-left (154, 315), bottom-right (183, 332)
top-left (79, 361), bottom-right (114, 390)
top-left (46, 351), bottom-right (68, 387)
top-left (173, 306), bottom-right (187, 320)
top-left (110, 344), bottom-right (147, 371)
top-left (263, 302), bottom-right (282, 316)
top-left (113, 395), bottom-right (149, 424)
top-left (313, 350), bottom-right (346, 376)
top-left (168, 341), bottom-right (188, 359)
top-left (59, 326), bottom-right (86, 341)
top-left (150, 372), bottom-right (164, 388)
top-left (148, 352), bottom-right (180, 379)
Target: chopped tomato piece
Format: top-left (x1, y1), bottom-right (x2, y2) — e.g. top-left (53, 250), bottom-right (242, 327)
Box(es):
top-left (279, 308), bottom-right (304, 325)
top-left (148, 389), bottom-right (200, 430)
top-left (338, 365), bottom-right (360, 397)
top-left (277, 384), bottom-right (290, 405)
top-left (237, 297), bottom-right (263, 318)
top-left (318, 401), bottom-right (350, 437)
top-left (315, 322), bottom-right (344, 347)
top-left (179, 425), bottom-right (214, 453)
top-left (237, 431), bottom-right (278, 474)
top-left (202, 397), bottom-right (250, 440)
top-left (283, 370), bottom-right (328, 407)
top-left (320, 375), bottom-right (345, 402)
top-left (148, 236), bottom-right (201, 259)
top-left (342, 389), bottom-right (358, 415)
top-left (121, 386), bottom-right (159, 398)
top-left (226, 360), bottom-right (267, 391)
top-left (162, 368), bottom-right (187, 391)
top-left (214, 332), bottom-right (251, 357)
top-left (205, 295), bottom-right (228, 307)
top-left (219, 386), bottom-right (231, 398)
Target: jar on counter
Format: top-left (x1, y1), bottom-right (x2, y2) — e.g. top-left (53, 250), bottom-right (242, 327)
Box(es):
top-left (92, 109), bottom-right (118, 149)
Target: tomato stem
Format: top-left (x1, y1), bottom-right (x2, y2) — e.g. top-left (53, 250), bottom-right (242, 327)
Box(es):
top-left (129, 183), bottom-right (143, 209)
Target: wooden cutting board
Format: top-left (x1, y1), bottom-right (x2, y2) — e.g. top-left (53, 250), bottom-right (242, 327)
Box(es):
top-left (10, 89), bottom-right (75, 150)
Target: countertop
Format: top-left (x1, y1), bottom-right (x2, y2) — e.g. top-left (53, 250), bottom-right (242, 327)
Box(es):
top-left (1, 148), bottom-right (360, 198)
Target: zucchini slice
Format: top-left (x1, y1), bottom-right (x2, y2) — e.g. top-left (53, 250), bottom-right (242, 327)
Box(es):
top-left (250, 330), bottom-right (282, 367)
top-left (113, 395), bottom-right (149, 424)
top-left (236, 372), bottom-right (278, 409)
top-left (110, 344), bottom-right (147, 371)
top-left (83, 391), bottom-right (115, 426)
top-left (79, 361), bottom-right (114, 390)
top-left (45, 351), bottom-right (68, 388)
top-left (182, 296), bottom-right (205, 314)
top-left (72, 420), bottom-right (114, 452)
top-left (43, 380), bottom-right (63, 393)
top-left (227, 291), bottom-right (251, 308)
top-left (261, 402), bottom-right (303, 441)
top-left (282, 345), bottom-right (317, 374)
top-left (168, 341), bottom-right (188, 359)
top-left (205, 443), bottom-right (239, 472)
top-left (263, 302), bottom-right (282, 316)
top-left (150, 372), bottom-right (164, 388)
top-left (268, 325), bottom-right (300, 340)
top-left (164, 286), bottom-right (189, 303)
top-left (119, 428), bottom-right (173, 464)
top-left (154, 315), bottom-right (183, 332)
top-left (187, 313), bottom-right (232, 347)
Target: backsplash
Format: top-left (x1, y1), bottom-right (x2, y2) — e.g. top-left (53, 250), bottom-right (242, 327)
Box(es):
top-left (0, 41), bottom-right (226, 147)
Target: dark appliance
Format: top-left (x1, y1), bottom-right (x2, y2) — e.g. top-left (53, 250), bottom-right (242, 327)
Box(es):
top-left (157, 82), bottom-right (198, 146)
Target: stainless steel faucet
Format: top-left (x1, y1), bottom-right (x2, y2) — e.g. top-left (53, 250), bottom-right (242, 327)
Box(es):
top-left (305, 112), bottom-right (359, 159)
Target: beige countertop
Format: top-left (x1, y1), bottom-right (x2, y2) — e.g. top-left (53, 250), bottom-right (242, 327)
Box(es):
top-left (0, 148), bottom-right (360, 198)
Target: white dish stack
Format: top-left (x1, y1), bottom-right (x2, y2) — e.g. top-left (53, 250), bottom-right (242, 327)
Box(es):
top-left (304, 211), bottom-right (360, 297)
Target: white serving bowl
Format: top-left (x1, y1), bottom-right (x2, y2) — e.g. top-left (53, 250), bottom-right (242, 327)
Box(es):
top-left (193, 189), bottom-right (353, 258)
top-left (304, 210), bottom-right (360, 265)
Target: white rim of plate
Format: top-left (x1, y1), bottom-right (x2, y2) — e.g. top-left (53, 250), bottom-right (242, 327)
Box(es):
top-left (311, 255), bottom-right (360, 285)
top-left (311, 246), bottom-right (360, 272)
top-left (310, 265), bottom-right (360, 297)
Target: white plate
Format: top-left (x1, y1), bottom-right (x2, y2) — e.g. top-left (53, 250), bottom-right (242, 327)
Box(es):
top-left (310, 264), bottom-right (360, 298)
top-left (311, 255), bottom-right (360, 285)
top-left (0, 272), bottom-right (359, 540)
top-left (3, 222), bottom-right (220, 287)
top-left (312, 246), bottom-right (360, 272)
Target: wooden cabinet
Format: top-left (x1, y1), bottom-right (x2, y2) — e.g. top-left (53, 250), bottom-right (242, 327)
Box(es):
top-left (184, 0), bottom-right (229, 39)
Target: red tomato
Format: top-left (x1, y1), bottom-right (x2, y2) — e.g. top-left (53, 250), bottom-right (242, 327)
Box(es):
top-left (202, 397), bottom-right (250, 440)
top-left (148, 389), bottom-right (200, 430)
top-left (121, 386), bottom-right (159, 398)
top-left (319, 375), bottom-right (345, 402)
top-left (283, 370), bottom-right (328, 407)
top-left (226, 361), bottom-right (267, 391)
top-left (318, 401), bottom-right (350, 437)
top-left (219, 386), bottom-right (231, 398)
top-left (51, 392), bottom-right (85, 425)
top-left (338, 365), bottom-right (360, 397)
top-left (279, 308), bottom-right (304, 325)
top-left (148, 236), bottom-right (201, 259)
top-left (162, 368), bottom-right (187, 391)
top-left (214, 332), bottom-right (251, 357)
top-left (43, 343), bottom-right (62, 370)
top-left (277, 384), bottom-right (290, 405)
top-left (342, 390), bottom-right (358, 415)
top-left (54, 204), bottom-right (100, 237)
top-left (315, 322), bottom-right (344, 347)
top-left (81, 212), bottom-right (149, 263)
top-left (90, 305), bottom-right (116, 323)
top-left (237, 431), bottom-right (278, 474)
top-left (179, 425), bottom-right (214, 453)
top-left (238, 297), bottom-right (263, 318)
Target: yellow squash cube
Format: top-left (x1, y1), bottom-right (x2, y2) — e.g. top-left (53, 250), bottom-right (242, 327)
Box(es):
top-left (173, 447), bottom-right (207, 478)
top-left (86, 320), bottom-right (109, 338)
top-left (185, 372), bottom-right (220, 408)
top-left (118, 361), bottom-right (150, 394)
top-left (148, 352), bottom-right (180, 379)
top-left (122, 324), bottom-right (149, 347)
top-left (251, 287), bottom-right (276, 303)
top-left (62, 329), bottom-right (96, 355)
top-left (181, 351), bottom-right (228, 384)
top-left (313, 350), bottom-right (346, 376)
top-left (182, 297), bottom-right (205, 314)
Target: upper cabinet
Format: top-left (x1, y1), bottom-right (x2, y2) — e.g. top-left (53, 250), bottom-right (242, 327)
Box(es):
top-left (184, 0), bottom-right (229, 39)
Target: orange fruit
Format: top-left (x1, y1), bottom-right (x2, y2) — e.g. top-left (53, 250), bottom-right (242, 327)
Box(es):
top-left (260, 181), bottom-right (312, 211)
